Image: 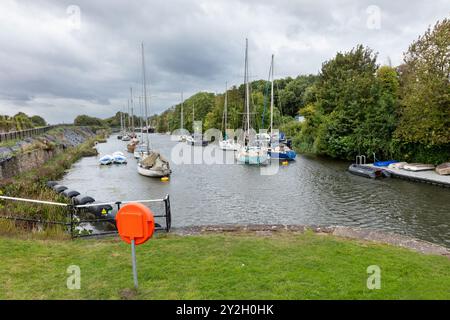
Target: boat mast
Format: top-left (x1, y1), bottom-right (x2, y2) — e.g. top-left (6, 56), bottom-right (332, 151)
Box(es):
top-left (141, 42), bottom-right (150, 152)
top-left (127, 99), bottom-right (131, 132)
top-left (270, 54), bottom-right (274, 137)
top-left (245, 38), bottom-right (250, 144)
top-left (130, 87), bottom-right (135, 135)
top-left (120, 109), bottom-right (123, 132)
top-left (224, 82), bottom-right (228, 139)
top-left (192, 102), bottom-right (195, 132)
top-left (139, 95), bottom-right (143, 137)
top-left (181, 92), bottom-right (184, 131)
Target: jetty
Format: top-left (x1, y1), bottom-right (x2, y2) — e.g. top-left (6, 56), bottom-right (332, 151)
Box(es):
top-left (364, 164), bottom-right (450, 188)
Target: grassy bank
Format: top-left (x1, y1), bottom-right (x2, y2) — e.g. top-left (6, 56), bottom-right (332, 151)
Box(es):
top-left (0, 131), bottom-right (104, 238)
top-left (0, 232), bottom-right (448, 299)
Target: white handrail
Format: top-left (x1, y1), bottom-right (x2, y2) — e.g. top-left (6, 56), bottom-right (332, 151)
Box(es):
top-left (0, 195), bottom-right (68, 207)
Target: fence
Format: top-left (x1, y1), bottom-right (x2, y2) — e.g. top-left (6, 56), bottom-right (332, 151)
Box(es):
top-left (0, 194), bottom-right (171, 238)
top-left (0, 125), bottom-right (57, 143)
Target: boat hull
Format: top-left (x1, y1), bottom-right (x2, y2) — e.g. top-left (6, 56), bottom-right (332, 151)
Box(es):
top-left (99, 155), bottom-right (113, 165)
top-left (219, 140), bottom-right (240, 151)
top-left (268, 150), bottom-right (296, 160)
top-left (436, 163), bottom-right (450, 175)
top-left (403, 163), bottom-right (435, 172)
top-left (348, 164), bottom-right (388, 179)
top-left (374, 160), bottom-right (398, 167)
top-left (137, 165), bottom-right (171, 177)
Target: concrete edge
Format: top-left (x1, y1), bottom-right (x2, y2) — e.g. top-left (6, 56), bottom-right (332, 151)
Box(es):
top-left (172, 224), bottom-right (450, 258)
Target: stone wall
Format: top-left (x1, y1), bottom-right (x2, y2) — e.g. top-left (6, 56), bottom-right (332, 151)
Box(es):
top-left (0, 127), bottom-right (95, 180)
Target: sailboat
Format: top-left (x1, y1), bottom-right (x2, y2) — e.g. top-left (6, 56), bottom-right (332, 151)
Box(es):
top-left (266, 54), bottom-right (296, 161)
top-left (134, 95), bottom-right (150, 159)
top-left (186, 102), bottom-right (195, 144)
top-left (127, 87), bottom-right (139, 153)
top-left (117, 112), bottom-right (124, 139)
top-left (178, 93), bottom-right (188, 142)
top-left (137, 42), bottom-right (171, 178)
top-left (186, 102), bottom-right (208, 146)
top-left (235, 39), bottom-right (269, 165)
top-left (219, 82), bottom-right (240, 151)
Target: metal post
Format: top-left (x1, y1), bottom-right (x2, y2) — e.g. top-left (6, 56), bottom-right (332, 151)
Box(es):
top-left (131, 239), bottom-right (138, 288)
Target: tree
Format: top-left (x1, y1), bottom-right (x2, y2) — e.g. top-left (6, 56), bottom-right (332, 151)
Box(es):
top-left (74, 115), bottom-right (104, 127)
top-left (394, 18), bottom-right (450, 163)
top-left (295, 45), bottom-right (401, 160)
top-left (30, 115), bottom-right (47, 127)
top-left (278, 75), bottom-right (318, 117)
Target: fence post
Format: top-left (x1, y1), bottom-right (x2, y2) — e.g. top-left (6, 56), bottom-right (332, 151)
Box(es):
top-left (164, 194), bottom-right (171, 232)
top-left (69, 204), bottom-right (74, 238)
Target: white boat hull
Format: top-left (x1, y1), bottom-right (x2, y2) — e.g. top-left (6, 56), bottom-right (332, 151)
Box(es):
top-left (219, 140), bottom-right (240, 151)
top-left (137, 165), bottom-right (171, 177)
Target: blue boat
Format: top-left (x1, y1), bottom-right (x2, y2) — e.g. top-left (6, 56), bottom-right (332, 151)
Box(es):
top-left (374, 160), bottom-right (398, 167)
top-left (268, 148), bottom-right (296, 161)
top-left (113, 154), bottom-right (127, 164)
top-left (99, 155), bottom-right (113, 165)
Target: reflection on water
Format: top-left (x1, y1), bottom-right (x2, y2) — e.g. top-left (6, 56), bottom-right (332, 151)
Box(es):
top-left (60, 134), bottom-right (450, 247)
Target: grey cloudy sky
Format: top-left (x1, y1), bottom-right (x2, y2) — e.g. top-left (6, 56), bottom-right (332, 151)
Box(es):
top-left (0, 0), bottom-right (448, 123)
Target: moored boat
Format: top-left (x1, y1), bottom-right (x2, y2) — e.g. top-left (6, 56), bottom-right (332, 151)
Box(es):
top-left (265, 54), bottom-right (297, 162)
top-left (268, 144), bottom-right (297, 161)
top-left (137, 151), bottom-right (171, 177)
top-left (236, 146), bottom-right (269, 165)
top-left (374, 160), bottom-right (398, 167)
top-left (348, 164), bottom-right (389, 179)
top-left (403, 163), bottom-right (435, 172)
top-left (112, 152), bottom-right (127, 164)
top-left (219, 139), bottom-right (240, 151)
top-left (388, 162), bottom-right (408, 169)
top-left (136, 42), bottom-right (172, 178)
top-left (133, 144), bottom-right (149, 159)
top-left (99, 155), bottom-right (113, 165)
top-left (435, 163), bottom-right (450, 175)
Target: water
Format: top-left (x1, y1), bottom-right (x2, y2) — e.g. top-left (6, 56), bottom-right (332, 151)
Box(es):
top-left (60, 134), bottom-right (450, 247)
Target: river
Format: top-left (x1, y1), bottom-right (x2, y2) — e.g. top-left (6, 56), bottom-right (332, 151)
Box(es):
top-left (59, 134), bottom-right (450, 247)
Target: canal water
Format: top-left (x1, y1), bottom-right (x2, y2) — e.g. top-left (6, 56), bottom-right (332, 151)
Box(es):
top-left (60, 134), bottom-right (450, 247)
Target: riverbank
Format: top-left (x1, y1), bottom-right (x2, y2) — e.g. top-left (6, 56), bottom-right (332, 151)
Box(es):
top-left (0, 230), bottom-right (449, 299)
top-left (0, 126), bottom-right (102, 179)
top-left (0, 128), bottom-right (108, 237)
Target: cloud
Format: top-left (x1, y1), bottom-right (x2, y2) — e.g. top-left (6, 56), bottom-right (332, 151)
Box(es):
top-left (0, 0), bottom-right (447, 123)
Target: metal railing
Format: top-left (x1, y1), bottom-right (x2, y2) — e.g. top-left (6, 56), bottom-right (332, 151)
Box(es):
top-left (355, 155), bottom-right (366, 165)
top-left (0, 125), bottom-right (57, 143)
top-left (0, 194), bottom-right (171, 238)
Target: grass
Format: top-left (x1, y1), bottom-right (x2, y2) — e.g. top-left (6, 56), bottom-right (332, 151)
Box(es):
top-left (0, 231), bottom-right (448, 299)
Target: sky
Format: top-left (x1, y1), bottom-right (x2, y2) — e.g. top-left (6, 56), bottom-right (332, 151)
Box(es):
top-left (0, 0), bottom-right (448, 124)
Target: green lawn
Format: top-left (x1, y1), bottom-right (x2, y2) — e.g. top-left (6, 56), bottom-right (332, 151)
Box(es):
top-left (0, 232), bottom-right (449, 299)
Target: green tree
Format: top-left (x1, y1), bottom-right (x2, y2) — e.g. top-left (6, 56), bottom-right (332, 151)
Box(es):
top-left (30, 115), bottom-right (47, 127)
top-left (74, 115), bottom-right (104, 127)
top-left (394, 18), bottom-right (450, 163)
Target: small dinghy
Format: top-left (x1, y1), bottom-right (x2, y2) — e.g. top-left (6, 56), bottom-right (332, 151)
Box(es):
top-left (112, 152), bottom-right (127, 164)
top-left (436, 163), bottom-right (450, 175)
top-left (388, 162), bottom-right (408, 169)
top-left (403, 163), bottom-right (435, 172)
top-left (374, 160), bottom-right (398, 167)
top-left (99, 155), bottom-right (113, 165)
top-left (137, 151), bottom-right (171, 178)
top-left (348, 164), bottom-right (389, 179)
